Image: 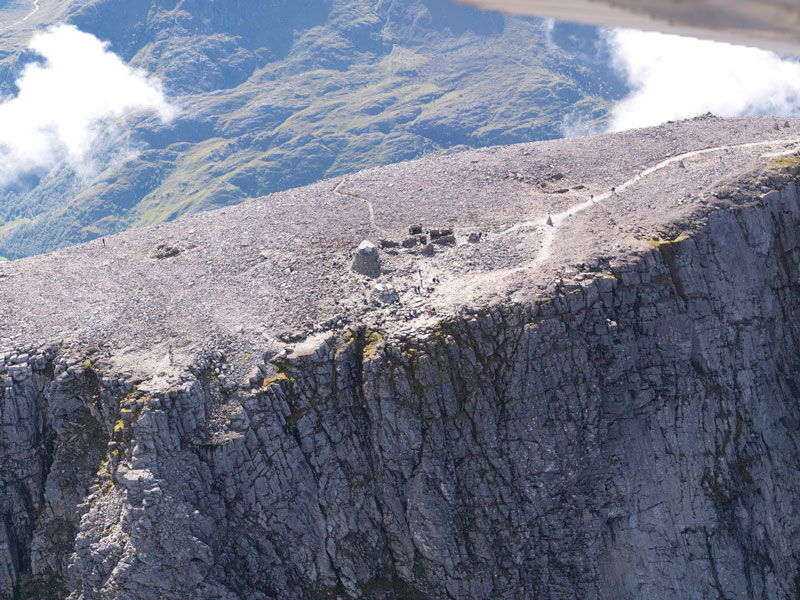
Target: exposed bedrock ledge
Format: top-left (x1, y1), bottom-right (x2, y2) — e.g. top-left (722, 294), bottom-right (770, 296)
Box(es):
top-left (3, 184), bottom-right (800, 599)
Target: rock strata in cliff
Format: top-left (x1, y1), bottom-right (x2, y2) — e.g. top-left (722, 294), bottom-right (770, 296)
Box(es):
top-left (2, 115), bottom-right (800, 598)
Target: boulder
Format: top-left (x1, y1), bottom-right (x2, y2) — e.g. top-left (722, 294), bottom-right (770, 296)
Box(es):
top-left (421, 243), bottom-right (436, 256)
top-left (431, 234), bottom-right (456, 246)
top-left (429, 228), bottom-right (453, 240)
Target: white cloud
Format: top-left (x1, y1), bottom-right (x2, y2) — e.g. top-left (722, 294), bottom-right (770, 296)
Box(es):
top-left (607, 29), bottom-right (800, 131)
top-left (0, 24), bottom-right (174, 186)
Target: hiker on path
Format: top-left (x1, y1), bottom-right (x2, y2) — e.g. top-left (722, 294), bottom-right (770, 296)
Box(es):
top-left (611, 186), bottom-right (616, 195)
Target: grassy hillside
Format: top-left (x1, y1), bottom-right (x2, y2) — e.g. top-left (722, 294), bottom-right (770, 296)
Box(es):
top-left (0, 0), bottom-right (626, 258)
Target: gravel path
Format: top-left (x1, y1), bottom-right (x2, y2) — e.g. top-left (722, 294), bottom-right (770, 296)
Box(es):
top-left (498, 135), bottom-right (800, 269)
top-left (0, 0), bottom-right (40, 31)
top-left (334, 178), bottom-right (391, 237)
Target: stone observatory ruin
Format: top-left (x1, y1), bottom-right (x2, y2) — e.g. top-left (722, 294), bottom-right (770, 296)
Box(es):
top-left (371, 282), bottom-right (399, 305)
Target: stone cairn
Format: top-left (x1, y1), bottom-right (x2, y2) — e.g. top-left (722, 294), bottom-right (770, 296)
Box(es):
top-left (351, 240), bottom-right (381, 277)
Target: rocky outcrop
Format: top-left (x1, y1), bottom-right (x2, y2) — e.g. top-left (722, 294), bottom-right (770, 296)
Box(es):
top-left (2, 176), bottom-right (800, 598)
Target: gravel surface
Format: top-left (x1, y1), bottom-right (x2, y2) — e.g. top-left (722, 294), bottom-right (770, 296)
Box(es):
top-left (2, 114), bottom-right (799, 372)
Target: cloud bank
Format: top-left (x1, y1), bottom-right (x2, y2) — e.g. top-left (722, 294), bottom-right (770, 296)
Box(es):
top-left (607, 29), bottom-right (800, 131)
top-left (0, 24), bottom-right (174, 186)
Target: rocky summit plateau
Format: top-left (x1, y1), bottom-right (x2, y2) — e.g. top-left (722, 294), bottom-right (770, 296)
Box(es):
top-left (3, 115), bottom-right (800, 599)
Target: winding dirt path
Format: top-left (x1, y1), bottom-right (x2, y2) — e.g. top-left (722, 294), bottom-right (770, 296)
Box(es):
top-left (334, 178), bottom-right (391, 236)
top-left (424, 135), bottom-right (800, 311)
top-left (331, 135), bottom-right (800, 313)
top-left (496, 136), bottom-right (800, 271)
top-left (0, 0), bottom-right (40, 32)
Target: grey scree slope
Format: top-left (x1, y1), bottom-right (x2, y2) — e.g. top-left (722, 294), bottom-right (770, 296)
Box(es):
top-left (2, 115), bottom-right (800, 598)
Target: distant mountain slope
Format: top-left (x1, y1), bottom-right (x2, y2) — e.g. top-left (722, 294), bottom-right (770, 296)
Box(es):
top-left (0, 0), bottom-right (626, 259)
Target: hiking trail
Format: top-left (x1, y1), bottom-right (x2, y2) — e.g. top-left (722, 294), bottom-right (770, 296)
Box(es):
top-left (334, 178), bottom-right (391, 237)
top-left (0, 0), bottom-right (40, 32)
top-left (496, 136), bottom-right (800, 271)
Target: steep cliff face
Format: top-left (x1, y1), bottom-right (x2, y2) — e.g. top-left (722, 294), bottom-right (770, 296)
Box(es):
top-left (2, 175), bottom-right (800, 598)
